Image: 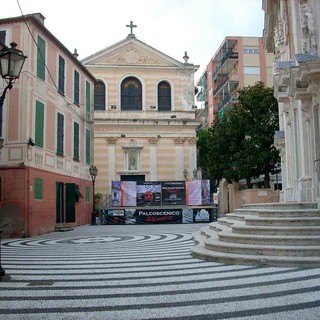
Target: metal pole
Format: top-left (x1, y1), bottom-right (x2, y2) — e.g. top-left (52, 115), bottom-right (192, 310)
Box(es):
top-left (91, 179), bottom-right (96, 225)
top-left (0, 83), bottom-right (12, 137)
top-left (0, 229), bottom-right (5, 278)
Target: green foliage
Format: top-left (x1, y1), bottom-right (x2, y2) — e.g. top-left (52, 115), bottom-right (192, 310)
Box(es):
top-left (197, 82), bottom-right (280, 188)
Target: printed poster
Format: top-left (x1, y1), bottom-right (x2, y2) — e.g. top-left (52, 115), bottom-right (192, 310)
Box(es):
top-left (161, 181), bottom-right (186, 205)
top-left (121, 181), bottom-right (137, 206)
top-left (136, 181), bottom-right (161, 206)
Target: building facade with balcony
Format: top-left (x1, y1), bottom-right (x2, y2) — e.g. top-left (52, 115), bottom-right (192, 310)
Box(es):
top-left (82, 27), bottom-right (200, 199)
top-left (196, 36), bottom-right (274, 125)
top-left (0, 14), bottom-right (96, 237)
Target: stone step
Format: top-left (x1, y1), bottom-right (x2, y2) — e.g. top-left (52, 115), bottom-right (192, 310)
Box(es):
top-left (245, 216), bottom-right (320, 226)
top-left (204, 238), bottom-right (320, 257)
top-left (55, 224), bottom-right (74, 232)
top-left (234, 208), bottom-right (319, 217)
top-left (242, 202), bottom-right (317, 210)
top-left (232, 224), bottom-right (320, 235)
top-left (191, 244), bottom-right (320, 267)
top-left (218, 230), bottom-right (320, 246)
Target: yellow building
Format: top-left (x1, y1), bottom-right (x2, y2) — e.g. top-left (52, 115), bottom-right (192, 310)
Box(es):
top-left (82, 24), bottom-right (200, 202)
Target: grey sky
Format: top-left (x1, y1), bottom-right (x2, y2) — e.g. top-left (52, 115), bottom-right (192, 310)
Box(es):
top-left (2, 0), bottom-right (265, 81)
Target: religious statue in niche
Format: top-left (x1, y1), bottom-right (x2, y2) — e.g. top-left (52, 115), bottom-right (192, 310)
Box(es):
top-left (300, 0), bottom-right (317, 54)
top-left (128, 150), bottom-right (138, 170)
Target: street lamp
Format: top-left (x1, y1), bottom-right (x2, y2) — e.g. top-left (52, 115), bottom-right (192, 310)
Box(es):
top-left (0, 42), bottom-right (27, 139)
top-left (0, 42), bottom-right (26, 280)
top-left (89, 165), bottom-right (98, 225)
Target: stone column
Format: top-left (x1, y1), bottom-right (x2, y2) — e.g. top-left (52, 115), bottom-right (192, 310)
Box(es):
top-left (174, 137), bottom-right (185, 180)
top-left (149, 137), bottom-right (159, 181)
top-left (307, 80), bottom-right (320, 204)
top-left (106, 137), bottom-right (118, 188)
top-left (187, 137), bottom-right (197, 177)
top-left (297, 96), bottom-right (313, 201)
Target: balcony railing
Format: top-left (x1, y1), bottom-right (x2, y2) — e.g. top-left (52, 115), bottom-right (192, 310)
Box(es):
top-left (213, 51), bottom-right (239, 79)
top-left (213, 73), bottom-right (240, 97)
top-left (217, 94), bottom-right (237, 111)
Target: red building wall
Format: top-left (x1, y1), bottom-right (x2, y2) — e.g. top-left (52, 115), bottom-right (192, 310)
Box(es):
top-left (0, 167), bottom-right (92, 238)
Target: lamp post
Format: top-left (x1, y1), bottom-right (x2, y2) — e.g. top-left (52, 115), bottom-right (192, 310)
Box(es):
top-left (89, 165), bottom-right (98, 225)
top-left (0, 42), bottom-right (27, 139)
top-left (0, 42), bottom-right (26, 280)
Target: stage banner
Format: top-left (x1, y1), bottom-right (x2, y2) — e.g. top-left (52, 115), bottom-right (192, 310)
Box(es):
top-left (137, 181), bottom-right (161, 206)
top-left (186, 180), bottom-right (202, 205)
top-left (193, 207), bottom-right (212, 223)
top-left (161, 181), bottom-right (186, 205)
top-left (121, 181), bottom-right (137, 206)
top-left (102, 209), bottom-right (126, 224)
top-left (201, 180), bottom-right (211, 205)
top-left (111, 181), bottom-right (121, 207)
top-left (182, 208), bottom-right (194, 223)
top-left (134, 208), bottom-right (182, 224)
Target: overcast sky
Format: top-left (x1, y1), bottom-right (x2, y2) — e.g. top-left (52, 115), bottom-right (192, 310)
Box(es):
top-left (2, 0), bottom-right (265, 81)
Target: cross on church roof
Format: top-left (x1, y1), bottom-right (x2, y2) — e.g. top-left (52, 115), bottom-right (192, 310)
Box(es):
top-left (126, 21), bottom-right (137, 38)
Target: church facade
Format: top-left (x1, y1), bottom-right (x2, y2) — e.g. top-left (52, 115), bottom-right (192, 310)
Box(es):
top-left (263, 0), bottom-right (320, 204)
top-left (82, 24), bottom-right (200, 201)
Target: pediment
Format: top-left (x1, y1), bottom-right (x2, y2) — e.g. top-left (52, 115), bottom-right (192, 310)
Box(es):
top-left (82, 38), bottom-right (185, 68)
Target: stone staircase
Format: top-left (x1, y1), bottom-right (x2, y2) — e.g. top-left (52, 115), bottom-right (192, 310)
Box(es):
top-left (191, 202), bottom-right (320, 267)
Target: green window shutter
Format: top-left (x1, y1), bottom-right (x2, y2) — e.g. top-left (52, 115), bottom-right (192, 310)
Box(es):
top-left (58, 55), bottom-right (65, 94)
top-left (57, 113), bottom-right (64, 155)
top-left (65, 183), bottom-right (76, 222)
top-left (35, 100), bottom-right (44, 148)
top-left (37, 36), bottom-right (46, 80)
top-left (86, 81), bottom-right (90, 113)
top-left (34, 178), bottom-right (43, 200)
top-left (73, 122), bottom-right (79, 161)
top-left (85, 186), bottom-right (91, 202)
top-left (74, 70), bottom-right (79, 105)
top-left (85, 128), bottom-right (91, 164)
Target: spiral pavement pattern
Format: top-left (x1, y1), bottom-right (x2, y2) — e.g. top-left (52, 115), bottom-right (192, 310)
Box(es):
top-left (1, 224), bottom-right (320, 320)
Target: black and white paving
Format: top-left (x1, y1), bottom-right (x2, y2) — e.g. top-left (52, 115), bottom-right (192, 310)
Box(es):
top-left (1, 224), bottom-right (320, 320)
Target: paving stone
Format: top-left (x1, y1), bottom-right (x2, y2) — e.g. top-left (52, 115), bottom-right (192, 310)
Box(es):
top-left (1, 224), bottom-right (320, 319)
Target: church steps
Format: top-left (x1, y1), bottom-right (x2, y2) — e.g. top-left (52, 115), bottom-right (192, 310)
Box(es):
top-left (217, 230), bottom-right (320, 246)
top-left (241, 202), bottom-right (317, 210)
top-left (204, 238), bottom-right (320, 257)
top-left (191, 203), bottom-right (320, 266)
top-left (231, 224), bottom-right (320, 235)
top-left (234, 208), bottom-right (319, 217)
top-left (191, 244), bottom-right (320, 267)
top-left (245, 216), bottom-right (320, 226)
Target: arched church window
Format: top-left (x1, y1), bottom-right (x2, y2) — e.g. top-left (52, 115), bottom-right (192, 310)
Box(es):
top-left (94, 80), bottom-right (106, 111)
top-left (121, 77), bottom-right (142, 111)
top-left (158, 81), bottom-right (171, 111)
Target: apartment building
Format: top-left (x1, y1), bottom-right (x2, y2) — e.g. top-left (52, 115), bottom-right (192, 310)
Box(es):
top-left (0, 13), bottom-right (96, 237)
top-left (196, 36), bottom-right (274, 125)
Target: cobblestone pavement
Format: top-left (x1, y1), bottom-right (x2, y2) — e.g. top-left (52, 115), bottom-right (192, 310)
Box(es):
top-left (1, 223), bottom-right (320, 320)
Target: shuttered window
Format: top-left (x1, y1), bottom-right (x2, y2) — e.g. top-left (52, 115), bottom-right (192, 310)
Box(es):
top-left (85, 128), bottom-right (90, 165)
top-left (86, 80), bottom-right (90, 113)
top-left (85, 186), bottom-right (91, 202)
top-left (58, 55), bottom-right (65, 94)
top-left (35, 101), bottom-right (44, 148)
top-left (73, 122), bottom-right (79, 161)
top-left (37, 35), bottom-right (46, 81)
top-left (74, 70), bottom-right (80, 105)
top-left (57, 113), bottom-right (64, 155)
top-left (34, 178), bottom-right (43, 200)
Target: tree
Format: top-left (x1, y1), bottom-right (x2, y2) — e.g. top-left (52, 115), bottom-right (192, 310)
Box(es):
top-left (197, 82), bottom-right (280, 188)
